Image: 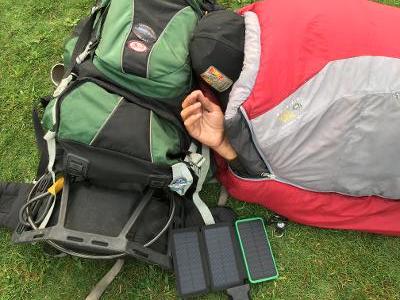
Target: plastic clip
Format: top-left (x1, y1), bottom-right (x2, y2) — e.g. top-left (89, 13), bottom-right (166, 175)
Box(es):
top-left (53, 74), bottom-right (74, 97)
top-left (76, 41), bottom-right (95, 65)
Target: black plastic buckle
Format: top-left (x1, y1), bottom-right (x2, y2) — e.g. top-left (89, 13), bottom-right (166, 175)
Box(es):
top-left (148, 175), bottom-right (171, 188)
top-left (227, 284), bottom-right (251, 300)
top-left (65, 154), bottom-right (89, 179)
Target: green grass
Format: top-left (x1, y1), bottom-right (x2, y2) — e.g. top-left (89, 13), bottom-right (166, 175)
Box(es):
top-left (0, 0), bottom-right (400, 299)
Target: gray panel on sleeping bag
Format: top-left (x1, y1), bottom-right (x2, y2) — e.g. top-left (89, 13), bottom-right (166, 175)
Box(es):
top-left (249, 56), bottom-right (400, 199)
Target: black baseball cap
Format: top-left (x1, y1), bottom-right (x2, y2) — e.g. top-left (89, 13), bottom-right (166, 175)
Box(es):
top-left (190, 10), bottom-right (245, 111)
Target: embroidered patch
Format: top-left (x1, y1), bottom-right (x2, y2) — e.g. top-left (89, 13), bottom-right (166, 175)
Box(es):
top-left (278, 110), bottom-right (297, 123)
top-left (133, 23), bottom-right (157, 43)
top-left (128, 40), bottom-right (148, 53)
top-left (200, 66), bottom-right (233, 92)
top-left (278, 99), bottom-right (303, 124)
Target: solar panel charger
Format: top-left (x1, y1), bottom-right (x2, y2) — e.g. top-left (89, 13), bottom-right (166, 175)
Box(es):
top-left (171, 219), bottom-right (278, 299)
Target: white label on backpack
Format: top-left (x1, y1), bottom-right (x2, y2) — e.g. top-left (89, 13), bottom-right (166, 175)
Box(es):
top-left (200, 66), bottom-right (233, 92)
top-left (128, 40), bottom-right (148, 53)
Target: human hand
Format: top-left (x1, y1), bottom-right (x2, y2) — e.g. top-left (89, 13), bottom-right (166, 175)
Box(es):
top-left (181, 90), bottom-right (237, 160)
top-left (181, 90), bottom-right (225, 148)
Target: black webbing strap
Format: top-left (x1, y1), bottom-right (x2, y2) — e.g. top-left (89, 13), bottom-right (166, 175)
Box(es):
top-left (185, 0), bottom-right (204, 16)
top-left (0, 182), bottom-right (32, 230)
top-left (32, 108), bottom-right (48, 179)
top-left (63, 4), bottom-right (107, 79)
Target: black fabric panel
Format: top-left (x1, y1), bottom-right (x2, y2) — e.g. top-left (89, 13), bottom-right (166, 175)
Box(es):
top-left (122, 0), bottom-right (188, 77)
top-left (72, 17), bottom-right (90, 39)
top-left (128, 194), bottom-right (170, 253)
top-left (0, 182), bottom-right (32, 230)
top-left (225, 112), bottom-right (269, 177)
top-left (65, 181), bottom-right (142, 236)
top-left (59, 140), bottom-right (172, 189)
top-left (54, 182), bottom-right (173, 253)
top-left (91, 99), bottom-right (151, 161)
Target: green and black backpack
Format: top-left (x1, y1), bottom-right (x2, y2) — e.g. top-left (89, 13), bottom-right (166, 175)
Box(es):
top-left (14, 0), bottom-right (225, 270)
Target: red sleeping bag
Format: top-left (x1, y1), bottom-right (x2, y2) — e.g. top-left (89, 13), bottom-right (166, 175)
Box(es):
top-left (217, 0), bottom-right (400, 236)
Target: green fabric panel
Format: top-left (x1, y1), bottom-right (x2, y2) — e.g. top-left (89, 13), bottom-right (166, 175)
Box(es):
top-left (58, 82), bottom-right (121, 144)
top-left (95, 0), bottom-right (132, 73)
top-left (150, 112), bottom-right (181, 165)
top-left (42, 98), bottom-right (57, 131)
top-left (93, 4), bottom-right (197, 102)
top-left (93, 58), bottom-right (190, 102)
top-left (63, 36), bottom-right (78, 68)
top-left (148, 6), bottom-right (197, 86)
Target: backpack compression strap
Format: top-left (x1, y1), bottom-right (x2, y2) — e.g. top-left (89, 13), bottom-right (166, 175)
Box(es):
top-left (53, 2), bottom-right (108, 98)
top-left (85, 259), bottom-right (125, 300)
top-left (192, 145), bottom-right (215, 225)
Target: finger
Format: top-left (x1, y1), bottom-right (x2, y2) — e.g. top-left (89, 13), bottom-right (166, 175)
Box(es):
top-left (197, 92), bottom-right (220, 112)
top-left (180, 102), bottom-right (202, 121)
top-left (184, 113), bottom-right (202, 128)
top-left (182, 90), bottom-right (204, 109)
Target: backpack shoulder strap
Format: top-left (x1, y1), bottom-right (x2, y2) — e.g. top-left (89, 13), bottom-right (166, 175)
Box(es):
top-left (192, 144), bottom-right (215, 225)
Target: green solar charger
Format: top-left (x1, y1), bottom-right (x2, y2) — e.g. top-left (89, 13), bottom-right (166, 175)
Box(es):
top-left (235, 217), bottom-right (279, 283)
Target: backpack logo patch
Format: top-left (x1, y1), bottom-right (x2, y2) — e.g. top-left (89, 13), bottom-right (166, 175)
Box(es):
top-left (200, 66), bottom-right (233, 92)
top-left (133, 23), bottom-right (157, 43)
top-left (128, 40), bottom-right (148, 53)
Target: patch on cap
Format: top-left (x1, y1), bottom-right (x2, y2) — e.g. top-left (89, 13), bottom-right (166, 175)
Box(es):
top-left (200, 66), bottom-right (233, 92)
